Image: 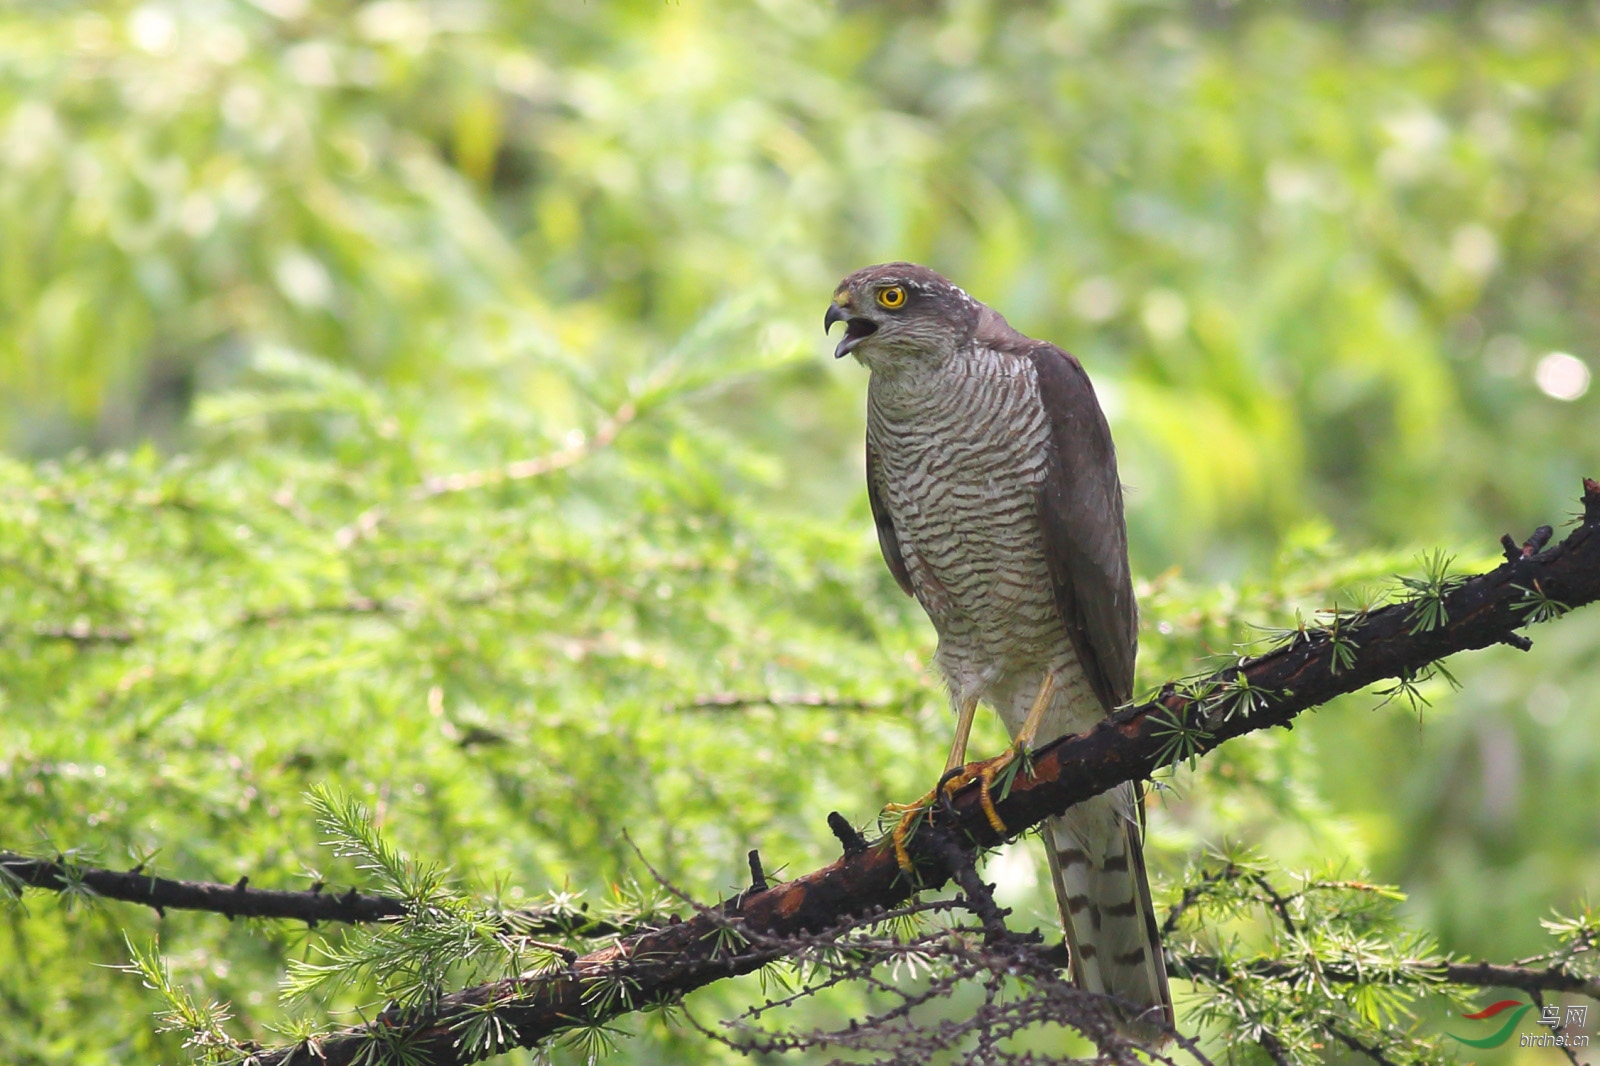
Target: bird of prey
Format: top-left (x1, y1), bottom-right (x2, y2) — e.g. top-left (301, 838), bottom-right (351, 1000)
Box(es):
top-left (826, 262), bottom-right (1172, 1039)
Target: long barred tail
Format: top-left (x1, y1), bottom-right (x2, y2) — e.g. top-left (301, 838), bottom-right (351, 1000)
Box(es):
top-left (1042, 784), bottom-right (1173, 1042)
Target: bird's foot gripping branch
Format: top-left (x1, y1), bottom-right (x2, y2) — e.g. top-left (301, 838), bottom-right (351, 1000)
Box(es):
top-left (5, 479), bottom-right (1599, 1066)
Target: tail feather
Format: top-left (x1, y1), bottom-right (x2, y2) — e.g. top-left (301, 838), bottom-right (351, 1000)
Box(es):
top-left (1043, 786), bottom-right (1173, 1042)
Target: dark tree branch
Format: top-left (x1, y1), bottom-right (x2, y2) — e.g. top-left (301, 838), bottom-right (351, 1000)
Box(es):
top-left (925, 828), bottom-right (1015, 948)
top-left (1438, 960), bottom-right (1600, 1001)
top-left (746, 849), bottom-right (768, 893)
top-left (1245, 872), bottom-right (1298, 937)
top-left (236, 480), bottom-right (1600, 1066)
top-left (1500, 631), bottom-right (1535, 651)
top-left (0, 854), bottom-right (405, 924)
top-left (827, 810), bottom-right (868, 856)
top-left (1173, 954), bottom-right (1600, 1002)
top-left (1255, 1026), bottom-right (1297, 1066)
top-left (0, 854), bottom-right (630, 936)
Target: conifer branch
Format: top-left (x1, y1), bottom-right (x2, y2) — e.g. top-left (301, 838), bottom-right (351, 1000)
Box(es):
top-left (1434, 960), bottom-right (1600, 1001)
top-left (1173, 954), bottom-right (1600, 1002)
top-left (238, 480), bottom-right (1600, 1066)
top-left (0, 854), bottom-right (630, 936)
top-left (0, 854), bottom-right (406, 924)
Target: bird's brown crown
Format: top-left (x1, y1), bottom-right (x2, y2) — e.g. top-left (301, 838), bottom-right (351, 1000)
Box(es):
top-left (827, 262), bottom-right (985, 363)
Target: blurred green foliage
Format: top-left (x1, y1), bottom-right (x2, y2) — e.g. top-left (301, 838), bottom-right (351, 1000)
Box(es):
top-left (2, 0), bottom-right (1598, 1062)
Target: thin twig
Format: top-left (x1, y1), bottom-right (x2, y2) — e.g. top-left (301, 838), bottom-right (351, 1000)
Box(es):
top-left (669, 692), bottom-right (898, 714)
top-left (1328, 1024), bottom-right (1402, 1066)
top-left (415, 403), bottom-right (636, 499)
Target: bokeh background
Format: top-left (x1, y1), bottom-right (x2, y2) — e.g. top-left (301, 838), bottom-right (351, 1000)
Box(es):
top-left (2, 0), bottom-right (1597, 1062)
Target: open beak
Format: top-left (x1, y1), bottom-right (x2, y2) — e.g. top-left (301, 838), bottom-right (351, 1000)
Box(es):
top-left (824, 302), bottom-right (878, 359)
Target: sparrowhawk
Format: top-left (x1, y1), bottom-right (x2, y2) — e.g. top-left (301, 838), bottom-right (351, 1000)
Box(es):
top-left (826, 262), bottom-right (1173, 1039)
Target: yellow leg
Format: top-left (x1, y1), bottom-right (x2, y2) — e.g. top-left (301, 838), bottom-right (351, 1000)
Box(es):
top-left (1013, 668), bottom-right (1058, 750)
top-left (961, 670), bottom-right (1059, 834)
top-left (945, 694), bottom-right (981, 772)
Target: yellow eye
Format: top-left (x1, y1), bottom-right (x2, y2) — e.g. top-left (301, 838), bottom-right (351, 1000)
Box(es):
top-left (877, 286), bottom-right (906, 309)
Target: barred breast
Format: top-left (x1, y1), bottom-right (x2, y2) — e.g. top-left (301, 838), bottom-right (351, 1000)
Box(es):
top-left (865, 342), bottom-right (1066, 694)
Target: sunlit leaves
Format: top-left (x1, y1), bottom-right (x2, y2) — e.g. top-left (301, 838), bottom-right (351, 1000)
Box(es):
top-left (449, 1000), bottom-right (522, 1060)
top-left (308, 785), bottom-right (448, 906)
top-left (285, 788), bottom-right (538, 1013)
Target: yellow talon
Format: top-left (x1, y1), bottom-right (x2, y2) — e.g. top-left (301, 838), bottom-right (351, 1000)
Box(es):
top-left (881, 766), bottom-right (988, 869)
top-left (882, 792), bottom-right (936, 870)
top-left (975, 753), bottom-right (1012, 834)
top-left (881, 671), bottom-right (1056, 867)
top-left (882, 755), bottom-right (1012, 868)
top-left (935, 748), bottom-right (1016, 836)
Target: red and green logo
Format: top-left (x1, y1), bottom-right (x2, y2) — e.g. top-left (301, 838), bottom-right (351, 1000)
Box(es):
top-left (1446, 1000), bottom-right (1534, 1048)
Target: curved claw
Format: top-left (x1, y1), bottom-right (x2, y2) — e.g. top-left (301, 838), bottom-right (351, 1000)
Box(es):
top-left (892, 815), bottom-right (914, 870)
top-left (883, 737), bottom-right (1031, 868)
top-left (937, 668), bottom-right (1052, 836)
top-left (974, 751), bottom-right (1013, 834)
top-left (941, 745), bottom-right (1023, 835)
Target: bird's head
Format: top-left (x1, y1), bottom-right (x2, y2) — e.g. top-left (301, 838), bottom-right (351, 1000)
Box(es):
top-left (825, 263), bottom-right (981, 370)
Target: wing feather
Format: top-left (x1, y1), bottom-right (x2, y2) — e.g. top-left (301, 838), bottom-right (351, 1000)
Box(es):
top-left (866, 436), bottom-right (915, 598)
top-left (1020, 340), bottom-right (1137, 710)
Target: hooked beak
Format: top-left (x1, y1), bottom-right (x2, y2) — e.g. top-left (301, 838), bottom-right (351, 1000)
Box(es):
top-left (824, 302), bottom-right (878, 359)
